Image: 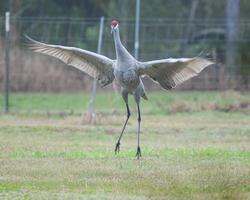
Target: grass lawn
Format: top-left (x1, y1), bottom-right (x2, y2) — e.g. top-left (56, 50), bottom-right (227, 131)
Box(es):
top-left (0, 91), bottom-right (250, 199)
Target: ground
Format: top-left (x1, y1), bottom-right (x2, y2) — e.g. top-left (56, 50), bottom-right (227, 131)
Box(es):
top-left (0, 91), bottom-right (250, 200)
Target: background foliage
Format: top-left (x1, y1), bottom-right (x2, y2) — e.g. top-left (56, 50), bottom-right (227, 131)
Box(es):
top-left (0, 0), bottom-right (249, 91)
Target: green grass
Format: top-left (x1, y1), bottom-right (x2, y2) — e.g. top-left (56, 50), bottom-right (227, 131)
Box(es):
top-left (1, 146), bottom-right (249, 160)
top-left (1, 90), bottom-right (250, 114)
top-left (0, 91), bottom-right (250, 199)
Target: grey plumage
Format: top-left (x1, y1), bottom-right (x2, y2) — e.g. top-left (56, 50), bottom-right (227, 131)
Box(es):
top-left (139, 57), bottom-right (213, 90)
top-left (27, 20), bottom-right (214, 159)
top-left (26, 36), bottom-right (114, 87)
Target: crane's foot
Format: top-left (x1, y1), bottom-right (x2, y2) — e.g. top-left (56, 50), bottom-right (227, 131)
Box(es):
top-left (115, 141), bottom-right (120, 154)
top-left (136, 146), bottom-right (141, 159)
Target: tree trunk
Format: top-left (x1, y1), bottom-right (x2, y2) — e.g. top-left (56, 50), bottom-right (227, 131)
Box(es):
top-left (226, 0), bottom-right (240, 88)
top-left (181, 0), bottom-right (199, 56)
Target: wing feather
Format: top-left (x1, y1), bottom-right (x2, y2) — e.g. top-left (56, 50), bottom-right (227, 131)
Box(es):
top-left (26, 36), bottom-right (115, 87)
top-left (138, 57), bottom-right (214, 90)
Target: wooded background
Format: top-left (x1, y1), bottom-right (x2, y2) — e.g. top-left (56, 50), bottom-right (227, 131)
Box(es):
top-left (0, 0), bottom-right (249, 92)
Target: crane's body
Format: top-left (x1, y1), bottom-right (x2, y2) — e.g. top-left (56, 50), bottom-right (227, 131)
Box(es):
top-left (112, 20), bottom-right (146, 100)
top-left (27, 20), bottom-right (214, 159)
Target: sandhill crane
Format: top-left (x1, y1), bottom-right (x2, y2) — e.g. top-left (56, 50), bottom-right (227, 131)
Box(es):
top-left (27, 20), bottom-right (214, 159)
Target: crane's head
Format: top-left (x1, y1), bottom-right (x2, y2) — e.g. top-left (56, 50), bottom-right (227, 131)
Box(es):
top-left (111, 20), bottom-right (118, 34)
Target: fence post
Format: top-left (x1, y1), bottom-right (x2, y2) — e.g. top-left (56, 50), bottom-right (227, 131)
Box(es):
top-left (4, 11), bottom-right (10, 113)
top-left (87, 16), bottom-right (104, 123)
top-left (134, 0), bottom-right (140, 59)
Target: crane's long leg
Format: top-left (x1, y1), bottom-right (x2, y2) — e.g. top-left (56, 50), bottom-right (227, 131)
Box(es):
top-left (136, 103), bottom-right (142, 159)
top-left (115, 91), bottom-right (130, 153)
top-left (115, 103), bottom-right (130, 153)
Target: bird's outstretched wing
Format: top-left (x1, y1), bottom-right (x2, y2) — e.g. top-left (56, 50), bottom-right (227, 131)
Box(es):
top-left (138, 57), bottom-right (214, 90)
top-left (26, 36), bottom-right (115, 87)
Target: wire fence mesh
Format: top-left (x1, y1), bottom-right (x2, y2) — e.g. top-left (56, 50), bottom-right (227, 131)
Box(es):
top-left (0, 17), bottom-right (250, 92)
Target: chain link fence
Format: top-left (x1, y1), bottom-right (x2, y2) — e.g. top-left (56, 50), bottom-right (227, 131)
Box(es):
top-left (0, 17), bottom-right (250, 92)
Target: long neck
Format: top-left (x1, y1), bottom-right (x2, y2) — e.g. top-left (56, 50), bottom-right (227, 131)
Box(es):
top-left (113, 27), bottom-right (135, 63)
